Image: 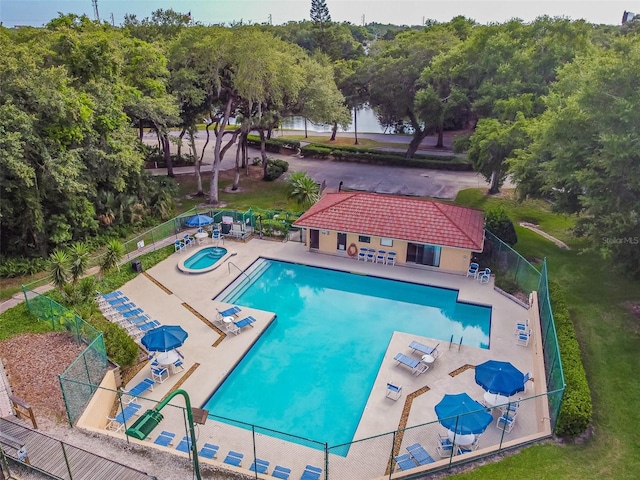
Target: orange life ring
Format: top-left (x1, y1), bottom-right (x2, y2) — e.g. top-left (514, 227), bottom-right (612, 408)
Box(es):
top-left (347, 243), bottom-right (358, 257)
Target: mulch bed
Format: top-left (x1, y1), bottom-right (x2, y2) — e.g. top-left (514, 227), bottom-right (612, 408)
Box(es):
top-left (1, 332), bottom-right (86, 422)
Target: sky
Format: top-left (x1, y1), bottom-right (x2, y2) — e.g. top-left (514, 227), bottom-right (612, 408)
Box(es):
top-left (0, 0), bottom-right (635, 28)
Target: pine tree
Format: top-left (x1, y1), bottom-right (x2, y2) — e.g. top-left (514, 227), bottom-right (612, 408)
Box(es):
top-left (310, 0), bottom-right (331, 24)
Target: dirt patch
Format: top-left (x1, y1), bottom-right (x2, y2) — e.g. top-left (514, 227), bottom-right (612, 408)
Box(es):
top-left (1, 332), bottom-right (86, 422)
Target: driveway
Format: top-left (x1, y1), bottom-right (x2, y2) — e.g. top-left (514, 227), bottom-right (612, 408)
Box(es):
top-left (146, 131), bottom-right (512, 199)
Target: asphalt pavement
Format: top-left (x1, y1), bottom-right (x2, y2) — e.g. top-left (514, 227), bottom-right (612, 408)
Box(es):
top-left (146, 130), bottom-right (513, 199)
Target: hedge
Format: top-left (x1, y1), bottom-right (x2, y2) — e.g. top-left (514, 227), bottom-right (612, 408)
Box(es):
top-left (300, 143), bottom-right (472, 171)
top-left (548, 281), bottom-right (593, 437)
top-left (246, 134), bottom-right (301, 153)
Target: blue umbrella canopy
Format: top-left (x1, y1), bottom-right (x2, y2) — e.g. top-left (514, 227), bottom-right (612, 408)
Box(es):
top-left (435, 393), bottom-right (493, 435)
top-left (475, 360), bottom-right (525, 397)
top-left (141, 325), bottom-right (188, 352)
top-left (185, 214), bottom-right (214, 227)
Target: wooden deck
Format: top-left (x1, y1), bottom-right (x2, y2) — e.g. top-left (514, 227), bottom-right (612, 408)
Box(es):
top-left (0, 416), bottom-right (154, 480)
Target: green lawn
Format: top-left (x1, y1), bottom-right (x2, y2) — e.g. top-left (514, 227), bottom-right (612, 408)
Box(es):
top-left (451, 189), bottom-right (640, 479)
top-left (174, 168), bottom-right (302, 212)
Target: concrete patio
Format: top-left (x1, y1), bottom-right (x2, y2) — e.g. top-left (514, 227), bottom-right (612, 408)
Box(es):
top-left (79, 237), bottom-right (550, 479)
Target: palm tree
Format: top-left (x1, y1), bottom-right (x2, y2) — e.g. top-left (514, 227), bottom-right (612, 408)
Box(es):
top-left (287, 172), bottom-right (320, 208)
top-left (48, 249), bottom-right (70, 290)
top-left (68, 242), bottom-right (90, 285)
top-left (100, 240), bottom-right (124, 276)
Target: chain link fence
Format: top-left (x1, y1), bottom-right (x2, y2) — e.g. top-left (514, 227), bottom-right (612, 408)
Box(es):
top-left (22, 287), bottom-right (108, 425)
top-left (478, 230), bottom-right (541, 298)
top-left (537, 260), bottom-right (565, 426)
top-left (84, 386), bottom-right (555, 480)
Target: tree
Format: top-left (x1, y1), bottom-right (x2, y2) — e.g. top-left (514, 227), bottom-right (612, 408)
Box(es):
top-left (485, 207), bottom-right (517, 246)
top-left (99, 240), bottom-right (124, 276)
top-left (365, 26), bottom-right (461, 158)
top-left (68, 242), bottom-right (90, 285)
top-left (310, 0), bottom-right (331, 24)
top-left (511, 38), bottom-right (640, 274)
top-left (310, 0), bottom-right (333, 55)
top-left (467, 114), bottom-right (527, 194)
top-left (287, 172), bottom-right (319, 207)
top-left (48, 250), bottom-right (70, 290)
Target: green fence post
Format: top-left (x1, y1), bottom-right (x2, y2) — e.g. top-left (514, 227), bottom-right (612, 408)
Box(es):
top-left (58, 375), bottom-right (74, 427)
top-left (60, 442), bottom-right (74, 480)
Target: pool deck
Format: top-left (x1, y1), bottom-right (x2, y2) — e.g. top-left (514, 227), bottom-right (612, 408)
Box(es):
top-left (89, 237), bottom-right (549, 478)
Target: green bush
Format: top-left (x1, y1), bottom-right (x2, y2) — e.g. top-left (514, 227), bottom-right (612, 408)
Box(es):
top-left (486, 207), bottom-right (518, 246)
top-left (260, 218), bottom-right (289, 237)
top-left (300, 143), bottom-right (472, 171)
top-left (101, 321), bottom-right (139, 367)
top-left (300, 144), bottom-right (332, 158)
top-left (548, 281), bottom-right (593, 437)
top-left (246, 134), bottom-right (300, 152)
top-left (0, 256), bottom-right (48, 278)
top-left (264, 158), bottom-right (289, 181)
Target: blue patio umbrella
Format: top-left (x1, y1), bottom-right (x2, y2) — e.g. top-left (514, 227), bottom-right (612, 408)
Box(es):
top-left (141, 325), bottom-right (188, 353)
top-left (185, 214), bottom-right (214, 227)
top-left (435, 393), bottom-right (493, 435)
top-left (475, 360), bottom-right (526, 397)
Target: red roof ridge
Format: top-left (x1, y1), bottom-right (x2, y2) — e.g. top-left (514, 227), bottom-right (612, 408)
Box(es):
top-left (431, 201), bottom-right (484, 250)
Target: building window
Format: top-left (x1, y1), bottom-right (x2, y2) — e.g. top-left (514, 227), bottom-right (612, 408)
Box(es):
top-left (358, 235), bottom-right (371, 243)
top-left (380, 238), bottom-right (393, 247)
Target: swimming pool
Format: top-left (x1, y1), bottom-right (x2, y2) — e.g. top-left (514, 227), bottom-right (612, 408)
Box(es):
top-left (178, 246), bottom-right (230, 273)
top-left (205, 260), bottom-right (491, 452)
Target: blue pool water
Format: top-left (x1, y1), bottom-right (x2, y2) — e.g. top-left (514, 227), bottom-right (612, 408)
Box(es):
top-left (183, 247), bottom-right (227, 270)
top-left (204, 260), bottom-right (491, 451)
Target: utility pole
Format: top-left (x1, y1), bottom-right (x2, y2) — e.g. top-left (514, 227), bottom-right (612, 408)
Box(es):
top-left (92, 0), bottom-right (100, 22)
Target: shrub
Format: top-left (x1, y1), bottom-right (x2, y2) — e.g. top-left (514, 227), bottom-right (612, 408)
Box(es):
top-left (0, 256), bottom-right (48, 278)
top-left (548, 281), bottom-right (593, 437)
top-left (264, 158), bottom-right (289, 181)
top-left (246, 135), bottom-right (301, 152)
top-left (300, 143), bottom-right (472, 170)
top-left (486, 207), bottom-right (518, 246)
top-left (101, 321), bottom-right (139, 367)
top-left (260, 218), bottom-right (289, 237)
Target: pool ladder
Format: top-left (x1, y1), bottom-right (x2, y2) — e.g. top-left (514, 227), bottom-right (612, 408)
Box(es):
top-left (227, 261), bottom-right (250, 279)
top-left (449, 335), bottom-right (463, 351)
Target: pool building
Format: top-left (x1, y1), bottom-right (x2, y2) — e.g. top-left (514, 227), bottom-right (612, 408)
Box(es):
top-left (293, 192), bottom-right (485, 274)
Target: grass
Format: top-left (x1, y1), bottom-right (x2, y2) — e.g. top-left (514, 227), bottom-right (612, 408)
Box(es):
top-left (174, 166), bottom-right (302, 212)
top-left (450, 188), bottom-right (640, 479)
top-left (0, 302), bottom-right (54, 341)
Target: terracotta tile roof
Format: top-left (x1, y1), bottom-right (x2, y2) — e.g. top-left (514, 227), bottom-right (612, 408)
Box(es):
top-left (293, 192), bottom-right (485, 251)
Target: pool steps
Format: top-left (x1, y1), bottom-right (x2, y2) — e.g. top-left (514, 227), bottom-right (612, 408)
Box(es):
top-left (216, 258), bottom-right (272, 303)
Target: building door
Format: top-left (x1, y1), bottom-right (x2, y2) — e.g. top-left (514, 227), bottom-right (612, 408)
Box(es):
top-left (310, 229), bottom-right (319, 249)
top-left (337, 232), bottom-right (347, 251)
top-left (407, 243), bottom-right (441, 267)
